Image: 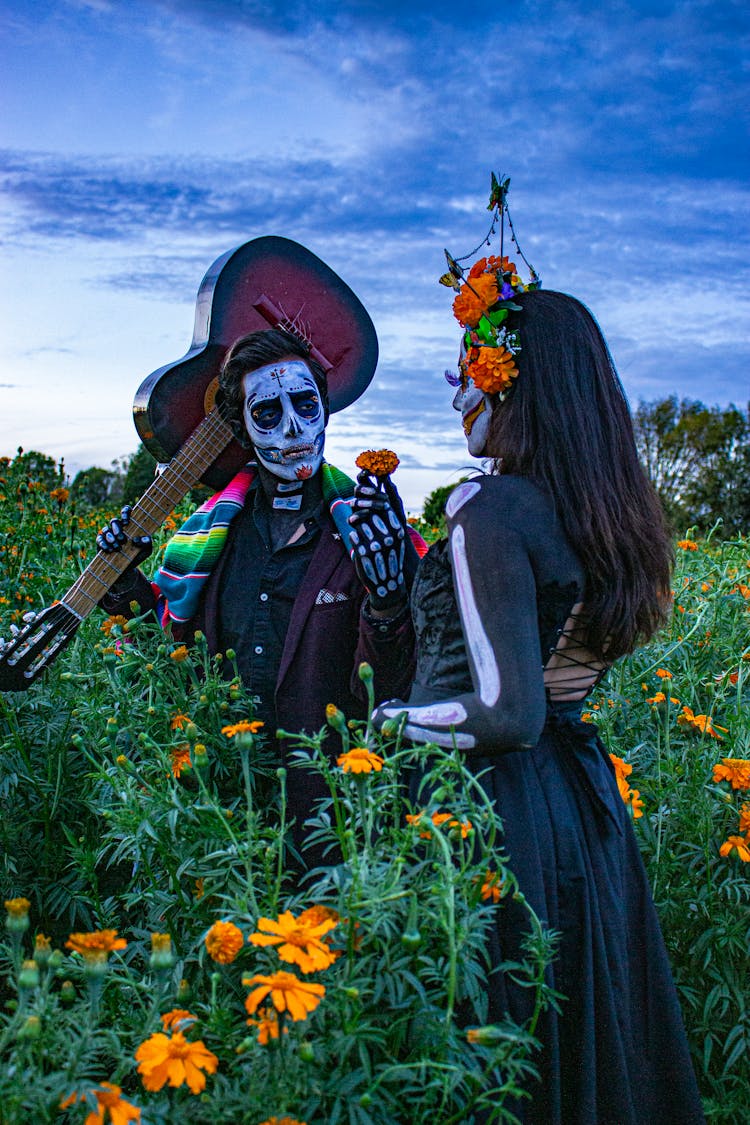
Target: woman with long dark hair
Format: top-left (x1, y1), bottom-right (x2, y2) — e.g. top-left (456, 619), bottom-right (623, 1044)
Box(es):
top-left (369, 236), bottom-right (705, 1121)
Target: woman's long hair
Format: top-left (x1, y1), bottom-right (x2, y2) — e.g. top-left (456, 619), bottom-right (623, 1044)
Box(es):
top-left (486, 289), bottom-right (672, 660)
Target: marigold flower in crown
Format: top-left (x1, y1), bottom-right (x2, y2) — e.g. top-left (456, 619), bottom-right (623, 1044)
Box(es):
top-left (441, 173), bottom-right (540, 400)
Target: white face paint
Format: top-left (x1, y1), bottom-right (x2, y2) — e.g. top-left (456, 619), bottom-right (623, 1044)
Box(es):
top-left (242, 358), bottom-right (326, 483)
top-left (452, 343), bottom-right (492, 457)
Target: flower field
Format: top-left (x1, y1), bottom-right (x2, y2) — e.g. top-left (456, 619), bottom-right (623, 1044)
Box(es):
top-left (0, 450), bottom-right (748, 1122)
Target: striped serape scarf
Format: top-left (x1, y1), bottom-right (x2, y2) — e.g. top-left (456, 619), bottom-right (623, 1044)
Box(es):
top-left (156, 462), bottom-right (427, 626)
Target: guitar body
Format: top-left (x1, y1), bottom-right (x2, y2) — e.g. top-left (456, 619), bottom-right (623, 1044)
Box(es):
top-left (133, 235), bottom-right (378, 490)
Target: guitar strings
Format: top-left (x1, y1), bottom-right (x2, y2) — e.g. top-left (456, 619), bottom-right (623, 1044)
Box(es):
top-left (62, 410), bottom-right (234, 619)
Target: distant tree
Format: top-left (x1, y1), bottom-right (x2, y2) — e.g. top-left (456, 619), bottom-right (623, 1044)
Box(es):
top-left (633, 397), bottom-right (749, 534)
top-left (11, 448), bottom-right (63, 490)
top-left (71, 466), bottom-right (121, 509)
top-left (121, 445), bottom-right (158, 507)
top-left (422, 477), bottom-right (470, 532)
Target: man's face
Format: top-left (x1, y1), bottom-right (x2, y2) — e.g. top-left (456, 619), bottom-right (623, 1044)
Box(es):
top-left (242, 358), bottom-right (326, 482)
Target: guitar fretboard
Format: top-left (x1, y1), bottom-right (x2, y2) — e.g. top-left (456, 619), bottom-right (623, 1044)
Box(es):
top-left (62, 409), bottom-right (234, 619)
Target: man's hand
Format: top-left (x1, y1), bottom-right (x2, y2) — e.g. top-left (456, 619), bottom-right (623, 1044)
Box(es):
top-left (349, 472), bottom-right (407, 614)
top-left (96, 505), bottom-right (153, 597)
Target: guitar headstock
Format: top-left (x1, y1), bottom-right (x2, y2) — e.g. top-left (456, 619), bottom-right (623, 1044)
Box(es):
top-left (0, 604), bottom-right (82, 692)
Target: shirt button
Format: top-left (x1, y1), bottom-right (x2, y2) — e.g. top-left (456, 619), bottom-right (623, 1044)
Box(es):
top-left (254, 645), bottom-right (263, 655)
top-left (259, 592), bottom-right (269, 602)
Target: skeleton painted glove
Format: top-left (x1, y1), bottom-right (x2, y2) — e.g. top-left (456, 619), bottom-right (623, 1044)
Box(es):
top-left (349, 471), bottom-right (408, 613)
top-left (96, 505), bottom-right (153, 598)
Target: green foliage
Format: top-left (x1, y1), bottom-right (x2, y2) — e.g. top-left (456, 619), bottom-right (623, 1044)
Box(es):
top-left (587, 529), bottom-right (750, 1121)
top-left (0, 451), bottom-right (553, 1123)
top-left (634, 396), bottom-right (750, 535)
top-left (0, 448), bottom-right (748, 1120)
top-left (420, 478), bottom-right (470, 539)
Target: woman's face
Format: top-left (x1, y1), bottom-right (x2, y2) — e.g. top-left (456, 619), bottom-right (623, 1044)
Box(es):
top-left (452, 363), bottom-right (491, 458)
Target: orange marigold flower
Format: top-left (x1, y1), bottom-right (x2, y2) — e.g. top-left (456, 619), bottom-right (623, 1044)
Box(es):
top-left (135, 1029), bottom-right (218, 1094)
top-left (101, 614), bottom-right (129, 637)
top-left (467, 254), bottom-right (520, 283)
top-left (160, 1008), bottom-right (198, 1032)
top-left (221, 720), bottom-right (264, 738)
top-left (34, 933), bottom-right (52, 954)
top-left (49, 487), bottom-right (70, 504)
top-left (431, 811), bottom-right (473, 838)
top-left (249, 910), bottom-right (337, 973)
top-left (468, 346), bottom-right (519, 395)
top-left (60, 1081), bottom-right (141, 1124)
top-left (678, 706), bottom-right (728, 739)
top-left (65, 929), bottom-right (127, 962)
top-left (609, 754), bottom-right (633, 782)
top-left (355, 449), bottom-right (400, 477)
top-left (452, 273), bottom-right (500, 327)
top-left (479, 869), bottom-right (504, 903)
top-left (712, 758), bottom-right (750, 790)
top-left (205, 920), bottom-right (244, 964)
top-left (739, 804), bottom-right (750, 835)
top-left (243, 971), bottom-right (325, 1021)
top-left (170, 712), bottom-right (191, 730)
top-left (719, 836), bottom-right (750, 862)
top-left (257, 1118), bottom-right (307, 1125)
top-left (626, 788), bottom-right (644, 819)
top-left (676, 539), bottom-right (698, 551)
top-left (297, 904), bottom-right (339, 928)
top-left (169, 645), bottom-right (189, 662)
top-left (246, 1005), bottom-right (286, 1045)
top-left (336, 746), bottom-right (384, 774)
top-left (171, 743), bottom-right (192, 778)
top-left (655, 668), bottom-right (673, 679)
top-left (4, 897), bottom-right (31, 918)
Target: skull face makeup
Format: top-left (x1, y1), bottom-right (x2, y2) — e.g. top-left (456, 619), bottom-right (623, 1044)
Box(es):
top-left (450, 363), bottom-right (492, 458)
top-left (242, 358), bottom-right (326, 482)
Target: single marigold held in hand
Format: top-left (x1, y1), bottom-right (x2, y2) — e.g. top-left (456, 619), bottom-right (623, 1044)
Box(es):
top-left (337, 746), bottom-right (385, 774)
top-left (712, 757), bottom-right (750, 790)
top-left (467, 345), bottom-right (519, 395)
top-left (205, 920), bottom-right (244, 964)
top-left (355, 448), bottom-right (400, 477)
top-left (65, 929), bottom-right (127, 962)
top-left (249, 910), bottom-right (337, 973)
top-left (243, 970), bottom-right (326, 1021)
top-left (452, 272), bottom-right (499, 328)
top-left (135, 1029), bottom-right (219, 1094)
top-left (60, 1081), bottom-right (141, 1125)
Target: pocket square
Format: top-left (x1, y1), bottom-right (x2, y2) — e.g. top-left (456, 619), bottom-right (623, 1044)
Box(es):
top-left (315, 588), bottom-right (351, 605)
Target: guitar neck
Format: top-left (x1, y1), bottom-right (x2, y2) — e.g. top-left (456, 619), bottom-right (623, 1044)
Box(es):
top-left (61, 409), bottom-right (234, 620)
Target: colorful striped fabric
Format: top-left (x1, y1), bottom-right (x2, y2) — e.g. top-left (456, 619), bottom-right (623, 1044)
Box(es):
top-left (156, 462), bottom-right (426, 626)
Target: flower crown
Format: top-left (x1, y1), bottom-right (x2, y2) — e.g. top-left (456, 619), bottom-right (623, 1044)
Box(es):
top-left (441, 174), bottom-right (540, 398)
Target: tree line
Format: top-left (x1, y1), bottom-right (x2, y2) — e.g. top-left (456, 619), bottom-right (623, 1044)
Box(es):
top-left (13, 396), bottom-right (749, 537)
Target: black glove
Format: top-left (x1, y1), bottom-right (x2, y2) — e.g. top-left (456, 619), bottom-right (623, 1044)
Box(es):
top-left (96, 506), bottom-right (153, 598)
top-left (349, 471), bottom-right (407, 613)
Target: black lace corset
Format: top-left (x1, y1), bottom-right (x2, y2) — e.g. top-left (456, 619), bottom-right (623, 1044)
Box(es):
top-left (411, 538), bottom-right (583, 698)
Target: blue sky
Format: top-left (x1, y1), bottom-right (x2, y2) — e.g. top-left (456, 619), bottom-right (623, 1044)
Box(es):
top-left (1, 0), bottom-right (748, 510)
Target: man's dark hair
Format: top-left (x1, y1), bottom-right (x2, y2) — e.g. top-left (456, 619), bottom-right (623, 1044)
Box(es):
top-left (218, 329), bottom-right (329, 448)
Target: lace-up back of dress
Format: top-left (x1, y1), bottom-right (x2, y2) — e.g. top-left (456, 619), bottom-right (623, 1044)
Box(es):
top-left (539, 588), bottom-right (607, 702)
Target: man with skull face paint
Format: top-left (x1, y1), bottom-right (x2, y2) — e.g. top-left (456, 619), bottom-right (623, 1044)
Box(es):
top-left (97, 328), bottom-right (418, 848)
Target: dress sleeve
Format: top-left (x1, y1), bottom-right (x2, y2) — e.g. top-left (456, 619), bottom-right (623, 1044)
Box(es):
top-left (374, 478), bottom-right (547, 755)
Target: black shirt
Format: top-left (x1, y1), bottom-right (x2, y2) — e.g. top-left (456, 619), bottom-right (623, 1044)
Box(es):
top-left (218, 487), bottom-right (325, 731)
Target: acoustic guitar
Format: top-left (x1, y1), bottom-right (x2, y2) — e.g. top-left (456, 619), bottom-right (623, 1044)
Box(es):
top-left (0, 236), bottom-right (378, 691)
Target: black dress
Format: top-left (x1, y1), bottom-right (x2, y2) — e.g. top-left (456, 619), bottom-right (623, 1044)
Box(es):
top-left (381, 474), bottom-right (705, 1125)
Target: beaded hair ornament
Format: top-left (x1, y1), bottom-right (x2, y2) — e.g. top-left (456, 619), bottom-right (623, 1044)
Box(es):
top-left (441, 174), bottom-right (541, 399)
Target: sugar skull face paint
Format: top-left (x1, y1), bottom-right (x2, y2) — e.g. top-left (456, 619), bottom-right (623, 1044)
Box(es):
top-left (242, 359), bottom-right (326, 482)
top-left (450, 367), bottom-right (491, 458)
